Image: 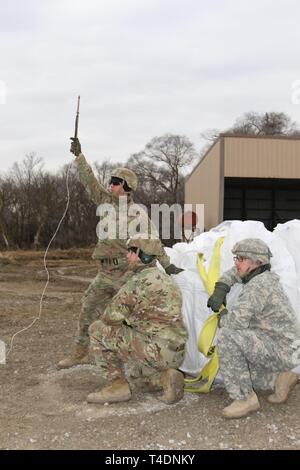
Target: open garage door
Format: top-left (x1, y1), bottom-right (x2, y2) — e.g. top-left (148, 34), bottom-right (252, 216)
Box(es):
top-left (224, 178), bottom-right (300, 230)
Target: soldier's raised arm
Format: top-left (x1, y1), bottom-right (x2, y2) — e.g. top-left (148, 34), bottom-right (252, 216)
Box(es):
top-left (70, 137), bottom-right (112, 206)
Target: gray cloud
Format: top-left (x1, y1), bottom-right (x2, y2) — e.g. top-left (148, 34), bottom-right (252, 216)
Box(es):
top-left (1, 0), bottom-right (300, 173)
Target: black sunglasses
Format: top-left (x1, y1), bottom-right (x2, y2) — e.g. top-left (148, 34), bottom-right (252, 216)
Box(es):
top-left (109, 176), bottom-right (123, 186)
top-left (128, 246), bottom-right (138, 253)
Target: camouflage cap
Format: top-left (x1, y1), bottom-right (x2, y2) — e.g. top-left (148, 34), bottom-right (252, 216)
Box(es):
top-left (232, 238), bottom-right (272, 265)
top-left (111, 168), bottom-right (138, 191)
top-left (127, 235), bottom-right (163, 256)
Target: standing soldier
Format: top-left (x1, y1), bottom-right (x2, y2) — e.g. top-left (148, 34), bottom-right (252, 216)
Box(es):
top-left (57, 138), bottom-right (172, 369)
top-left (207, 238), bottom-right (300, 418)
top-left (87, 236), bottom-right (188, 405)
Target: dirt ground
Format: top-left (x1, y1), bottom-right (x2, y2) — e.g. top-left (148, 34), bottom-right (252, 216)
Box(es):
top-left (0, 250), bottom-right (299, 451)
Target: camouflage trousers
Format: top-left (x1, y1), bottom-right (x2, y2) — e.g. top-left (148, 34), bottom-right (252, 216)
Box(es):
top-left (76, 263), bottom-right (131, 347)
top-left (88, 319), bottom-right (185, 389)
top-left (218, 327), bottom-right (296, 400)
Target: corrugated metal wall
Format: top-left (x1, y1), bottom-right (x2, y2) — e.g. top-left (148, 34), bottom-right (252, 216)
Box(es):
top-left (185, 136), bottom-right (300, 230)
top-left (185, 140), bottom-right (222, 229)
top-left (224, 136), bottom-right (300, 178)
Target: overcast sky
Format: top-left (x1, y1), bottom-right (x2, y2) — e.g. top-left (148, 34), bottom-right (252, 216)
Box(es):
top-left (1, 0), bottom-right (300, 174)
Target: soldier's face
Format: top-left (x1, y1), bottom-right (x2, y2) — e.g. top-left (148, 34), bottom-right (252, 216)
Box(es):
top-left (234, 256), bottom-right (259, 277)
top-left (109, 182), bottom-right (127, 196)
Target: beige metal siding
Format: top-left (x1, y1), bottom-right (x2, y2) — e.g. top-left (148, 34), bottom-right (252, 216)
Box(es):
top-left (185, 140), bottom-right (222, 230)
top-left (225, 137), bottom-right (300, 178)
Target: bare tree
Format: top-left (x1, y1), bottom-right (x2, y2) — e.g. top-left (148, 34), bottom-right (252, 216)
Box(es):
top-left (0, 135), bottom-right (197, 249)
top-left (93, 159), bottom-right (123, 187)
top-left (127, 133), bottom-right (197, 205)
top-left (200, 128), bottom-right (221, 143)
top-left (0, 180), bottom-right (10, 249)
top-left (228, 111), bottom-right (300, 136)
top-left (201, 111), bottom-right (300, 147)
top-left (9, 153), bottom-right (46, 248)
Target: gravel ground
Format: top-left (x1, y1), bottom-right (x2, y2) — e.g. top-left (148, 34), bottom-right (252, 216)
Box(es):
top-left (0, 251), bottom-right (299, 450)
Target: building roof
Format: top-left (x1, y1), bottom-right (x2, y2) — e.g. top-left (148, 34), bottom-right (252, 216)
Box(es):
top-left (219, 132), bottom-right (300, 140)
top-left (186, 133), bottom-right (300, 183)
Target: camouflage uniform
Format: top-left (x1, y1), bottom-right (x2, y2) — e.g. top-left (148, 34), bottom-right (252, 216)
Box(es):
top-left (74, 154), bottom-right (170, 347)
top-left (217, 239), bottom-right (300, 400)
top-left (88, 267), bottom-right (188, 389)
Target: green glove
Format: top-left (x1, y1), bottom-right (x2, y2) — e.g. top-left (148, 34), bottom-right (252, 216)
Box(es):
top-left (217, 308), bottom-right (228, 327)
top-left (70, 137), bottom-right (82, 156)
top-left (165, 264), bottom-right (184, 275)
top-left (207, 282), bottom-right (230, 312)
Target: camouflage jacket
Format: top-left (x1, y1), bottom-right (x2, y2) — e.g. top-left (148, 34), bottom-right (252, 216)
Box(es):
top-left (101, 267), bottom-right (188, 349)
top-left (74, 154), bottom-right (170, 268)
top-left (219, 268), bottom-right (300, 353)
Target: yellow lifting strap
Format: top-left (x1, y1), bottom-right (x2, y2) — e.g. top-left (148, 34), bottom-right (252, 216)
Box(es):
top-left (184, 236), bottom-right (225, 393)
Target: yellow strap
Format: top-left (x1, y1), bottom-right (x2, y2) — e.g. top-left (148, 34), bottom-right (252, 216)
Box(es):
top-left (197, 312), bottom-right (219, 356)
top-left (184, 236), bottom-right (224, 393)
top-left (184, 347), bottom-right (219, 393)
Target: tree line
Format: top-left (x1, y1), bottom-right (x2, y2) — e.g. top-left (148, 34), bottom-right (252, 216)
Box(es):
top-left (1, 111), bottom-right (299, 250)
top-left (0, 134), bottom-right (196, 250)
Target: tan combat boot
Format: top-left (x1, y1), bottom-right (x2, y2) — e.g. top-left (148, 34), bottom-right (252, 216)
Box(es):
top-left (57, 344), bottom-right (89, 369)
top-left (160, 369), bottom-right (184, 404)
top-left (87, 378), bottom-right (132, 404)
top-left (222, 391), bottom-right (260, 419)
top-left (129, 378), bottom-right (160, 393)
top-left (267, 371), bottom-right (298, 404)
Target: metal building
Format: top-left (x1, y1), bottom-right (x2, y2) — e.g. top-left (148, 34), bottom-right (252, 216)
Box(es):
top-left (185, 134), bottom-right (300, 230)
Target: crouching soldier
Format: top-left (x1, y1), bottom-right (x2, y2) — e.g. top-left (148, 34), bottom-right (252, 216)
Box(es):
top-left (207, 238), bottom-right (300, 419)
top-left (87, 236), bottom-right (188, 405)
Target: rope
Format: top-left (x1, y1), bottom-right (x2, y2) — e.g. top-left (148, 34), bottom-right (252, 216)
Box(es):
top-left (6, 162), bottom-right (72, 357)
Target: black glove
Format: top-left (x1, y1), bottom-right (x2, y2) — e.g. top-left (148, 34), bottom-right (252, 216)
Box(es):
top-left (70, 137), bottom-right (82, 156)
top-left (207, 282), bottom-right (230, 312)
top-left (165, 264), bottom-right (184, 275)
top-left (217, 308), bottom-right (228, 327)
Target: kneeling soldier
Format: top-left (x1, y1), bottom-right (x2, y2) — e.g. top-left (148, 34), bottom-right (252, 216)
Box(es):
top-left (208, 238), bottom-right (300, 419)
top-left (87, 236), bottom-right (188, 405)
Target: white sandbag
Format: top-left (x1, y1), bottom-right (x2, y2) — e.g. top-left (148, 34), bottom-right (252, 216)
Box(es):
top-left (172, 270), bottom-right (211, 376)
top-left (173, 270), bottom-right (241, 378)
top-left (273, 220), bottom-right (300, 375)
top-left (273, 220), bottom-right (300, 312)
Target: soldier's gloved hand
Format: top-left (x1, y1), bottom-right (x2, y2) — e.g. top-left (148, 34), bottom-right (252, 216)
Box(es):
top-left (207, 282), bottom-right (230, 312)
top-left (70, 137), bottom-right (82, 156)
top-left (217, 308), bottom-right (228, 327)
top-left (165, 264), bottom-right (184, 275)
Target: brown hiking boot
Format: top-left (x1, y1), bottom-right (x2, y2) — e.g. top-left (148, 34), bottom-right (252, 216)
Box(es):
top-left (222, 392), bottom-right (260, 419)
top-left (160, 369), bottom-right (184, 404)
top-left (267, 371), bottom-right (298, 404)
top-left (87, 378), bottom-right (131, 404)
top-left (57, 344), bottom-right (89, 369)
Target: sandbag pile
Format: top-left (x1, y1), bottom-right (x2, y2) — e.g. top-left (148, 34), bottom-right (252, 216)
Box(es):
top-left (164, 220), bottom-right (300, 378)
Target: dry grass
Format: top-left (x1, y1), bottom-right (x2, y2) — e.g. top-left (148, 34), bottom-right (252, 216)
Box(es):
top-left (0, 248), bottom-right (93, 264)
